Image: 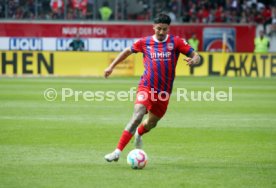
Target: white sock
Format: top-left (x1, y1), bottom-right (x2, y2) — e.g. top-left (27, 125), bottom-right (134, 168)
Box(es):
top-left (135, 129), bottom-right (140, 136)
top-left (114, 148), bottom-right (121, 155)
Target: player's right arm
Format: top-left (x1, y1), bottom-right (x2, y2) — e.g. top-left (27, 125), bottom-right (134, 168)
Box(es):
top-left (104, 47), bottom-right (132, 78)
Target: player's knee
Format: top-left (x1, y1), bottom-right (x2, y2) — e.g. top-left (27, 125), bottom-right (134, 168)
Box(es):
top-left (145, 120), bottom-right (158, 130)
top-left (144, 119), bottom-right (158, 130)
top-left (150, 122), bottom-right (157, 129)
top-left (127, 113), bottom-right (144, 134)
top-left (133, 111), bottom-right (144, 125)
top-left (133, 106), bottom-right (146, 123)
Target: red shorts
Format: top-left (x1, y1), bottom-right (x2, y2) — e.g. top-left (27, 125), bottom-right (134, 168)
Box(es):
top-left (135, 87), bottom-right (170, 118)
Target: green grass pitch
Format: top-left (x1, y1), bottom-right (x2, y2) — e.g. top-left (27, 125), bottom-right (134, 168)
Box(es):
top-left (0, 76), bottom-right (276, 188)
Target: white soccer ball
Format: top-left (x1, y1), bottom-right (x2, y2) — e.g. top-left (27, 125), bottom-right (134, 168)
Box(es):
top-left (127, 149), bottom-right (148, 169)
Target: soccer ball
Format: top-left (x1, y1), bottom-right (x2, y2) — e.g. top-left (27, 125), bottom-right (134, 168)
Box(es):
top-left (127, 149), bottom-right (148, 169)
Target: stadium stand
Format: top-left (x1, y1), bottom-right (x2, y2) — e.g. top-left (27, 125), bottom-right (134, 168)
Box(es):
top-left (0, 0), bottom-right (275, 52)
top-left (0, 0), bottom-right (274, 24)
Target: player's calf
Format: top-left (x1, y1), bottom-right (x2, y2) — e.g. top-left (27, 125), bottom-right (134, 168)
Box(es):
top-left (134, 130), bottom-right (143, 149)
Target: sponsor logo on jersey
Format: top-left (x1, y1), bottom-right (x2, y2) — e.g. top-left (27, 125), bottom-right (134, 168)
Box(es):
top-left (150, 52), bottom-right (171, 59)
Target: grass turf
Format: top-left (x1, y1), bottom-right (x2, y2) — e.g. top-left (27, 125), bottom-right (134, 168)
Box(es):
top-left (0, 76), bottom-right (276, 188)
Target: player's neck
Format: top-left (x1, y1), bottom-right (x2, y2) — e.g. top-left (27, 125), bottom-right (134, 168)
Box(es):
top-left (153, 34), bottom-right (169, 43)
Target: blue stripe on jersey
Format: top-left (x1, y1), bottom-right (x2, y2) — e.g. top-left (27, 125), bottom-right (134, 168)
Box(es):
top-left (186, 48), bottom-right (194, 56)
top-left (169, 35), bottom-right (175, 93)
top-left (142, 53), bottom-right (148, 86)
top-left (162, 41), bottom-right (168, 92)
top-left (144, 61), bottom-right (148, 86)
top-left (154, 41), bottom-right (162, 92)
top-left (146, 36), bottom-right (154, 89)
top-left (130, 46), bottom-right (136, 53)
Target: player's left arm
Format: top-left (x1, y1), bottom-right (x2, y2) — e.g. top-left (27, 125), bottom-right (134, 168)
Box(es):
top-left (176, 36), bottom-right (200, 67)
top-left (185, 51), bottom-right (201, 67)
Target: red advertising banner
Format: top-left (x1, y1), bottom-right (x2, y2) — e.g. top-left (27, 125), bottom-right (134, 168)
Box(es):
top-left (0, 22), bottom-right (255, 52)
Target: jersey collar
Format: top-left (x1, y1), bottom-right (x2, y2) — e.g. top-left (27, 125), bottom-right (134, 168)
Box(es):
top-left (152, 34), bottom-right (169, 43)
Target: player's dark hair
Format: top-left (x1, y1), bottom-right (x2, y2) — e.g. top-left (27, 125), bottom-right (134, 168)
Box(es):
top-left (154, 13), bottom-right (171, 25)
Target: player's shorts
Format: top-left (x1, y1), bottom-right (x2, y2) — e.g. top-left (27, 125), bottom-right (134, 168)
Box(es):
top-left (135, 87), bottom-right (170, 118)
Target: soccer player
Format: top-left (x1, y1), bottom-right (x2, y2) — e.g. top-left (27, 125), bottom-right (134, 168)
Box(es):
top-left (104, 13), bottom-right (200, 162)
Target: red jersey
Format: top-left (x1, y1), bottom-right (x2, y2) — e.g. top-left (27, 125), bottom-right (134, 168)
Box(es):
top-left (131, 34), bottom-right (194, 94)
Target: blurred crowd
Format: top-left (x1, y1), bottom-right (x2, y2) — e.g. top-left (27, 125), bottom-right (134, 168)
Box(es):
top-left (0, 0), bottom-right (275, 24)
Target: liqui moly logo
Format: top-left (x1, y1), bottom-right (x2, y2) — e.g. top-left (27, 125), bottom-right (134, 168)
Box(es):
top-left (10, 38), bottom-right (42, 50)
top-left (150, 52), bottom-right (171, 59)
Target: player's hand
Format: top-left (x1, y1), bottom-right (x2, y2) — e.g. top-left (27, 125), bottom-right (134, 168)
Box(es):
top-left (104, 67), bottom-right (113, 78)
top-left (185, 57), bottom-right (196, 67)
